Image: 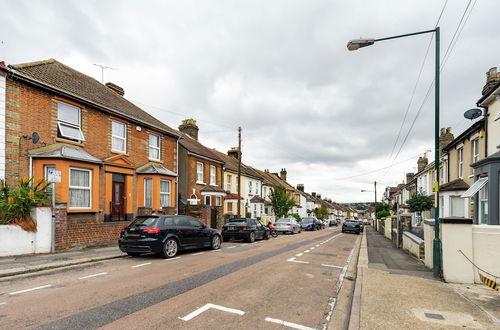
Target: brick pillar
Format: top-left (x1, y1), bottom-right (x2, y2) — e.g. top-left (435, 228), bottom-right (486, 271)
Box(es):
top-left (54, 202), bottom-right (67, 250)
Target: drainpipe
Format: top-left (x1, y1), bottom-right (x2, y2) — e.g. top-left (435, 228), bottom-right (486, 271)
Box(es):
top-left (176, 139), bottom-right (179, 215)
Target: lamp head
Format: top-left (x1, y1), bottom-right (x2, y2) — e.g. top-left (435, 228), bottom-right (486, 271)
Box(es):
top-left (347, 38), bottom-right (375, 51)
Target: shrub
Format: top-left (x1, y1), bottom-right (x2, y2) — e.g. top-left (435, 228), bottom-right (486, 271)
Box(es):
top-left (0, 178), bottom-right (51, 231)
top-left (288, 213), bottom-right (301, 222)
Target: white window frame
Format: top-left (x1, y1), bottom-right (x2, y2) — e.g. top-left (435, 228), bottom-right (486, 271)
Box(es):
top-left (160, 179), bottom-right (171, 207)
top-left (148, 133), bottom-right (161, 161)
top-left (111, 120), bottom-right (127, 153)
top-left (227, 174), bottom-right (232, 191)
top-left (249, 181), bottom-right (253, 195)
top-left (197, 162), bottom-right (204, 184)
top-left (210, 165), bottom-right (216, 185)
top-left (69, 167), bottom-right (92, 209)
top-left (144, 178), bottom-right (153, 208)
top-left (205, 195), bottom-right (211, 205)
top-left (57, 101), bottom-right (85, 141)
top-left (215, 196), bottom-right (222, 206)
top-left (478, 182), bottom-right (488, 224)
top-left (458, 148), bottom-right (463, 179)
top-left (472, 138), bottom-right (479, 164)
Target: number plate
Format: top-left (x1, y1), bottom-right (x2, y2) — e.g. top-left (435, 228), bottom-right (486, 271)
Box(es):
top-left (127, 233), bottom-right (140, 237)
top-left (228, 226), bottom-right (235, 230)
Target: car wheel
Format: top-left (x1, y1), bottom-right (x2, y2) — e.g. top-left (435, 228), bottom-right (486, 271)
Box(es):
top-left (160, 238), bottom-right (178, 258)
top-left (264, 231), bottom-right (270, 240)
top-left (247, 232), bottom-right (256, 243)
top-left (210, 235), bottom-right (222, 250)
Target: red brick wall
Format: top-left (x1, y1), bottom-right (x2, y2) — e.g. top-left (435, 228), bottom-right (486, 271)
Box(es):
top-left (187, 155), bottom-right (223, 205)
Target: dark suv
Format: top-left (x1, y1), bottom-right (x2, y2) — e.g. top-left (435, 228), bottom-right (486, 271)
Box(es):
top-left (119, 215), bottom-right (222, 258)
top-left (221, 218), bottom-right (269, 243)
top-left (342, 219), bottom-right (361, 234)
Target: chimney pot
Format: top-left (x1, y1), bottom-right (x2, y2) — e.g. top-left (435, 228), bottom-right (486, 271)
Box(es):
top-left (280, 168), bottom-right (287, 181)
top-left (227, 147), bottom-right (240, 159)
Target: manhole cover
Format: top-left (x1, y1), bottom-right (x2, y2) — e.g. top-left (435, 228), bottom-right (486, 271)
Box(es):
top-left (425, 313), bottom-right (445, 320)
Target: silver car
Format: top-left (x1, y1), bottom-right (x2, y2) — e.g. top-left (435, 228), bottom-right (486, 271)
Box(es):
top-left (274, 217), bottom-right (301, 234)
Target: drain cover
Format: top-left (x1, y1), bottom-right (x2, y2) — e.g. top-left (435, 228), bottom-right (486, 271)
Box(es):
top-left (424, 313), bottom-right (445, 320)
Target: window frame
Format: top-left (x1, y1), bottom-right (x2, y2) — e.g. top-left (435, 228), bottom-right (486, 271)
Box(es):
top-left (196, 162), bottom-right (204, 184)
top-left (160, 179), bottom-right (171, 208)
top-left (144, 178), bottom-right (153, 208)
top-left (458, 147), bottom-right (463, 179)
top-left (226, 174), bottom-right (232, 191)
top-left (68, 167), bottom-right (92, 210)
top-left (111, 120), bottom-right (127, 153)
top-left (204, 195), bottom-right (211, 206)
top-left (248, 181), bottom-right (253, 195)
top-left (57, 101), bottom-right (85, 142)
top-left (148, 133), bottom-right (161, 161)
top-left (472, 138), bottom-right (479, 164)
top-left (215, 195), bottom-right (222, 206)
top-left (210, 165), bottom-right (216, 185)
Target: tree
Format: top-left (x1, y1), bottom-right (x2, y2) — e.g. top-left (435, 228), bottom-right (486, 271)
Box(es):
top-left (288, 213), bottom-right (301, 222)
top-left (269, 186), bottom-right (296, 218)
top-left (376, 210), bottom-right (391, 219)
top-left (406, 191), bottom-right (433, 222)
top-left (314, 205), bottom-right (329, 220)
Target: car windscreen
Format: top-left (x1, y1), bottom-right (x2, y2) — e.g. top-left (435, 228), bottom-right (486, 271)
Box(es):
top-left (132, 217), bottom-right (158, 226)
top-left (277, 218), bottom-right (290, 223)
top-left (344, 221), bottom-right (357, 227)
top-left (302, 218), bottom-right (314, 224)
top-left (226, 219), bottom-right (247, 225)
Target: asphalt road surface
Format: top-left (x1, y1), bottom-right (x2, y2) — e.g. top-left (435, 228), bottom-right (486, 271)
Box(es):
top-left (0, 227), bottom-right (358, 330)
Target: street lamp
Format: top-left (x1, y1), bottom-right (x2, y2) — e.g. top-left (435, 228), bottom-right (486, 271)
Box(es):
top-left (348, 27), bottom-right (441, 278)
top-left (361, 181), bottom-right (377, 229)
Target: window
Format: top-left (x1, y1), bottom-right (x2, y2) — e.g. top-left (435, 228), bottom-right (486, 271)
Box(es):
top-left (450, 196), bottom-right (465, 217)
top-left (263, 187), bottom-right (267, 198)
top-left (478, 182), bottom-right (488, 224)
top-left (69, 168), bottom-right (91, 209)
top-left (472, 139), bottom-right (479, 165)
top-left (458, 148), bottom-right (463, 178)
top-left (57, 102), bottom-right (85, 141)
top-left (216, 196), bottom-right (222, 206)
top-left (149, 133), bottom-right (161, 160)
top-left (44, 166), bottom-right (56, 207)
top-left (197, 162), bottom-right (204, 183)
top-left (210, 165), bottom-right (216, 185)
top-left (160, 180), bottom-right (171, 207)
top-left (111, 120), bottom-right (126, 153)
top-left (205, 195), bottom-right (211, 205)
top-left (249, 181), bottom-right (253, 195)
top-left (144, 178), bottom-right (152, 208)
top-left (255, 182), bottom-right (259, 195)
top-left (228, 202), bottom-right (233, 212)
top-left (227, 174), bottom-right (232, 191)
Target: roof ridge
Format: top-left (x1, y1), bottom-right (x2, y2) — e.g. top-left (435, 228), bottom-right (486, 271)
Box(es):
top-left (11, 58), bottom-right (56, 69)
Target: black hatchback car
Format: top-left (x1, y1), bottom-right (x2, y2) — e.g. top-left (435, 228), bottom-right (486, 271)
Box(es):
top-left (221, 218), bottom-right (269, 243)
top-left (342, 219), bottom-right (361, 234)
top-left (119, 215), bottom-right (222, 258)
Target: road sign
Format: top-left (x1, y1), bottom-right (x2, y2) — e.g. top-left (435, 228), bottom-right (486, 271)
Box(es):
top-left (47, 169), bottom-right (61, 183)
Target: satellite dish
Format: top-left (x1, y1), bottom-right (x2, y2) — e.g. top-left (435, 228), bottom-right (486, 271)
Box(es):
top-left (463, 108), bottom-right (482, 120)
top-left (32, 132), bottom-right (40, 144)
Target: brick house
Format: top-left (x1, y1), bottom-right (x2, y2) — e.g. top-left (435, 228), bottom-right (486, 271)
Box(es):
top-left (0, 59), bottom-right (179, 249)
top-left (177, 119), bottom-right (225, 209)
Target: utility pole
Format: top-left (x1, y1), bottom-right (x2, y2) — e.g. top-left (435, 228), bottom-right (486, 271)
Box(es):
top-left (237, 127), bottom-right (242, 217)
top-left (374, 181), bottom-right (377, 230)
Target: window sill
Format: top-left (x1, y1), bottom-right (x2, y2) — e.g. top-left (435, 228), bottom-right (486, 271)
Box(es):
top-left (196, 181), bottom-right (206, 185)
top-left (112, 150), bottom-right (129, 156)
top-left (209, 184), bottom-right (218, 187)
top-left (68, 209), bottom-right (96, 213)
top-left (148, 158), bottom-right (162, 163)
top-left (55, 138), bottom-right (84, 146)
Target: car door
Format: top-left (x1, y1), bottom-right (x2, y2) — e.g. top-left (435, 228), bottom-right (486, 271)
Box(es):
top-left (254, 220), bottom-right (266, 239)
top-left (176, 216), bottom-right (197, 248)
top-left (188, 217), bottom-right (211, 247)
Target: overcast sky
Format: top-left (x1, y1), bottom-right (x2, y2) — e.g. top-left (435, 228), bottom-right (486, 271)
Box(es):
top-left (1, 0), bottom-right (498, 202)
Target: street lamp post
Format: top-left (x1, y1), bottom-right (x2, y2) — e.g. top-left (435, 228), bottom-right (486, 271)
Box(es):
top-left (361, 180), bottom-right (377, 229)
top-left (348, 28), bottom-right (441, 278)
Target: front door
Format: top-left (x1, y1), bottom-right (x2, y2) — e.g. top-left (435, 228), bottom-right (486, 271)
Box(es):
top-left (111, 174), bottom-right (125, 221)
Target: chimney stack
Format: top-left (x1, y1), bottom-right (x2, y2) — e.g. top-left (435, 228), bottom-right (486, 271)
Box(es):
top-left (179, 119), bottom-right (199, 140)
top-left (406, 173), bottom-right (415, 184)
top-left (312, 192), bottom-right (316, 197)
top-left (297, 184), bottom-right (304, 192)
top-left (439, 127), bottom-right (454, 156)
top-left (417, 155), bottom-right (428, 172)
top-left (280, 168), bottom-right (287, 181)
top-left (227, 147), bottom-right (240, 159)
top-left (105, 82), bottom-right (124, 96)
top-left (482, 67), bottom-right (500, 96)
top-left (317, 193), bottom-right (322, 199)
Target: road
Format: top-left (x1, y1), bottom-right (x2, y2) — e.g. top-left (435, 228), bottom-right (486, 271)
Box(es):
top-left (0, 227), bottom-right (358, 330)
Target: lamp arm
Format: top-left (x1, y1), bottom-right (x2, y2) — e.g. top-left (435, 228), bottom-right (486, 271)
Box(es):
top-left (375, 28), bottom-right (436, 42)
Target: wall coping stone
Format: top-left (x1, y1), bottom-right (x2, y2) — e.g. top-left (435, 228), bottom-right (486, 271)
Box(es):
top-left (403, 231), bottom-right (424, 244)
top-left (424, 219), bottom-right (435, 226)
top-left (441, 217), bottom-right (473, 224)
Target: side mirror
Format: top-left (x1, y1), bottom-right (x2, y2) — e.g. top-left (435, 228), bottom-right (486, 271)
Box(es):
top-left (200, 224), bottom-right (207, 229)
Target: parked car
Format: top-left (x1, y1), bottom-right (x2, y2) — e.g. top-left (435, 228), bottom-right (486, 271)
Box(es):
top-left (363, 219), bottom-right (370, 226)
top-left (329, 220), bottom-right (338, 227)
top-left (221, 218), bottom-right (269, 243)
top-left (118, 215), bottom-right (222, 258)
top-left (300, 217), bottom-right (322, 231)
top-left (274, 217), bottom-right (301, 234)
top-left (342, 219), bottom-right (361, 234)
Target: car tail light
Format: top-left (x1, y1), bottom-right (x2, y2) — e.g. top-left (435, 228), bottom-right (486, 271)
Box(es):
top-left (120, 227), bottom-right (126, 233)
top-left (143, 227), bottom-right (161, 234)
top-left (285, 224), bottom-right (291, 226)
top-left (221, 227), bottom-right (225, 232)
top-left (242, 226), bottom-right (247, 232)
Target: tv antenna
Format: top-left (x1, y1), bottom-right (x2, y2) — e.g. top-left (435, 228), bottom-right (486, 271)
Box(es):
top-left (93, 63), bottom-right (118, 83)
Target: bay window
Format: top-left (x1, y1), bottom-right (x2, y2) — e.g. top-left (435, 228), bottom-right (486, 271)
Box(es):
top-left (69, 168), bottom-right (91, 209)
top-left (160, 179), bottom-right (171, 207)
top-left (144, 178), bottom-right (152, 208)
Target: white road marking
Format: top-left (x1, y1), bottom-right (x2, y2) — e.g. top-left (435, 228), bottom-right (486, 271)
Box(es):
top-left (265, 317), bottom-right (316, 330)
top-left (241, 244), bottom-right (248, 246)
top-left (165, 256), bottom-right (181, 261)
top-left (321, 264), bottom-right (344, 270)
top-left (211, 249), bottom-right (222, 252)
top-left (304, 250), bottom-right (310, 253)
top-left (310, 247), bottom-right (315, 250)
top-left (132, 262), bottom-right (152, 268)
top-left (180, 303), bottom-right (245, 321)
top-left (226, 246), bottom-right (237, 249)
top-left (10, 285), bottom-right (52, 295)
top-left (0, 302), bottom-right (6, 305)
top-left (192, 252), bottom-right (204, 256)
top-left (287, 257), bottom-right (296, 262)
top-left (295, 253), bottom-right (304, 257)
top-left (315, 245), bottom-right (320, 247)
top-left (78, 272), bottom-right (108, 280)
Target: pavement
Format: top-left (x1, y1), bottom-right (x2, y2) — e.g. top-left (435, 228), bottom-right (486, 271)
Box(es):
top-left (0, 245), bottom-right (126, 278)
top-left (350, 226), bottom-right (500, 329)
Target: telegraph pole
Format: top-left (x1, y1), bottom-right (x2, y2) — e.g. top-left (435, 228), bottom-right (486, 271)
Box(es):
top-left (237, 127), bottom-right (242, 217)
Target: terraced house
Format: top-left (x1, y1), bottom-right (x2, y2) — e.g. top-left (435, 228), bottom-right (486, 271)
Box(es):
top-left (0, 59), bottom-right (179, 249)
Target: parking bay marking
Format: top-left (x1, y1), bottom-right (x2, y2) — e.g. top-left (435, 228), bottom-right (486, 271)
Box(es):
top-left (132, 262), bottom-right (152, 268)
top-left (180, 303), bottom-right (245, 321)
top-left (10, 284), bottom-right (52, 295)
top-left (226, 246), bottom-right (237, 249)
top-left (265, 317), bottom-right (315, 330)
top-left (192, 252), bottom-right (204, 256)
top-left (165, 257), bottom-right (181, 261)
top-left (79, 272), bottom-right (108, 280)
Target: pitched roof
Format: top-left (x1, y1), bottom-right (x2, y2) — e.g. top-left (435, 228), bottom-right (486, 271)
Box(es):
top-left (200, 185), bottom-right (226, 193)
top-left (440, 179), bottom-right (470, 191)
top-left (9, 59), bottom-right (178, 138)
top-left (177, 133), bottom-right (224, 163)
top-left (210, 149), bottom-right (262, 179)
top-left (28, 143), bottom-right (102, 164)
top-left (136, 162), bottom-right (177, 176)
